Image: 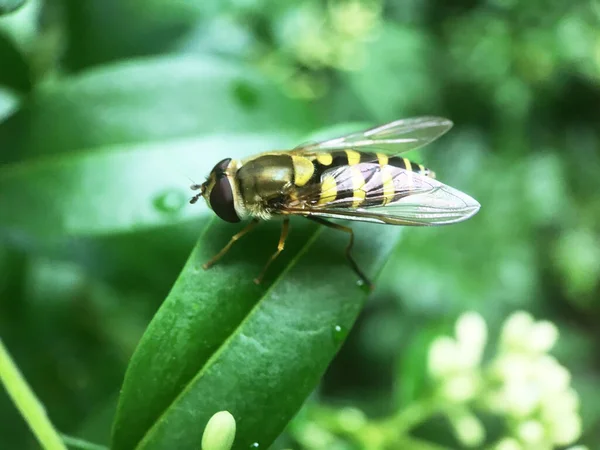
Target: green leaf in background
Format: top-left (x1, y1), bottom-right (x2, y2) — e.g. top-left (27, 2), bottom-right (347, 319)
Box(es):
top-left (0, 86), bottom-right (19, 122)
top-left (0, 29), bottom-right (31, 91)
top-left (60, 0), bottom-right (221, 70)
top-left (0, 55), bottom-right (315, 162)
top-left (0, 133), bottom-right (295, 238)
top-left (111, 218), bottom-right (401, 450)
top-left (0, 0), bottom-right (25, 16)
top-left (345, 24), bottom-right (437, 121)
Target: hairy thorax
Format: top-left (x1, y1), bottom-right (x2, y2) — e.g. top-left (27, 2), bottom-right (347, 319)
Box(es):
top-left (236, 154), bottom-right (295, 219)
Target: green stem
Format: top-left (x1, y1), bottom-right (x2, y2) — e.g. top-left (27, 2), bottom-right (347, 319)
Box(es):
top-left (307, 398), bottom-right (448, 449)
top-left (397, 436), bottom-right (453, 450)
top-left (60, 434), bottom-right (109, 450)
top-left (385, 397), bottom-right (443, 435)
top-left (0, 338), bottom-right (67, 450)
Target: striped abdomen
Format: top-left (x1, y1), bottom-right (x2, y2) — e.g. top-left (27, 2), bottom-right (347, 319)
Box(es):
top-left (291, 150), bottom-right (436, 209)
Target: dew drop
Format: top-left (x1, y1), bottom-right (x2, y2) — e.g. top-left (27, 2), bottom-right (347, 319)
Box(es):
top-left (356, 279), bottom-right (372, 293)
top-left (152, 189), bottom-right (186, 214)
top-left (249, 442), bottom-right (259, 448)
top-left (232, 80), bottom-right (260, 111)
top-left (332, 324), bottom-right (348, 344)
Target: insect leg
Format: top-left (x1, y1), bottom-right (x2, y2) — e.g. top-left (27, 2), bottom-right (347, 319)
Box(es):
top-left (254, 218), bottom-right (290, 285)
top-left (203, 218), bottom-right (260, 270)
top-left (306, 216), bottom-right (373, 289)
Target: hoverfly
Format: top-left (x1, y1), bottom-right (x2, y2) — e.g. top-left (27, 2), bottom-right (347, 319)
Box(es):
top-left (190, 117), bottom-right (480, 288)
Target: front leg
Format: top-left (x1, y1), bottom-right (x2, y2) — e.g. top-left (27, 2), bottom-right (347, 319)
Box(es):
top-left (203, 219), bottom-right (260, 269)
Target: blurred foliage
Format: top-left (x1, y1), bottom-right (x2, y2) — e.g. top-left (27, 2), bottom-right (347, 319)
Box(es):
top-left (0, 0), bottom-right (599, 449)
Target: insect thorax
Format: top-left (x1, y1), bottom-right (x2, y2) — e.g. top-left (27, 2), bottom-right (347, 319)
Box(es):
top-left (235, 154), bottom-right (295, 219)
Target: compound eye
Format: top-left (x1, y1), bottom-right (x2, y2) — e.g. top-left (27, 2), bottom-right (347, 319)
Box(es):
top-left (213, 158), bottom-right (232, 176)
top-left (209, 176), bottom-right (240, 223)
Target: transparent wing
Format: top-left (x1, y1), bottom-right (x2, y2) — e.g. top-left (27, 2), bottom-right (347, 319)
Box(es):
top-left (297, 116), bottom-right (453, 156)
top-left (283, 164), bottom-right (480, 226)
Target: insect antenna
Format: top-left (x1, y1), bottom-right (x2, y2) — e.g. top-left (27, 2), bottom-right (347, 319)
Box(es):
top-left (189, 180), bottom-right (206, 204)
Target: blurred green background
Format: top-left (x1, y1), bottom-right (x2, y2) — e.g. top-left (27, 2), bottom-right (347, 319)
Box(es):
top-left (1, 0), bottom-right (599, 448)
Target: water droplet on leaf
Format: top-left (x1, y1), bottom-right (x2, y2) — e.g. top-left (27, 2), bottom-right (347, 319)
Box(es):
top-left (250, 442), bottom-right (259, 448)
top-left (332, 324), bottom-right (348, 344)
top-left (153, 189), bottom-right (186, 214)
top-left (356, 279), bottom-right (372, 293)
top-left (232, 80), bottom-right (260, 110)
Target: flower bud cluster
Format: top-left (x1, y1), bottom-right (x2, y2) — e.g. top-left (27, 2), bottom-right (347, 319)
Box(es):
top-left (486, 312), bottom-right (583, 449)
top-left (426, 311), bottom-right (586, 450)
top-left (280, 0), bottom-right (382, 71)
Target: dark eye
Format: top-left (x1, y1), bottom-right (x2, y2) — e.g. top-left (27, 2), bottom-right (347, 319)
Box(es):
top-left (214, 158), bottom-right (232, 174)
top-left (210, 177), bottom-right (240, 223)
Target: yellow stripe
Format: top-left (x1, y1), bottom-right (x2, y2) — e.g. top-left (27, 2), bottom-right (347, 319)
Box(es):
top-left (381, 165), bottom-right (394, 206)
top-left (403, 158), bottom-right (412, 171)
top-left (318, 174), bottom-right (337, 205)
top-left (291, 155), bottom-right (315, 186)
top-left (418, 163), bottom-right (425, 172)
top-left (316, 153), bottom-right (333, 165)
top-left (345, 150), bottom-right (360, 166)
top-left (350, 166), bottom-right (366, 208)
top-left (377, 152), bottom-right (388, 166)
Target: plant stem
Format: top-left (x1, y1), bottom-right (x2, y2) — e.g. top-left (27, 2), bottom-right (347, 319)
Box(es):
top-left (0, 338), bottom-right (67, 450)
top-left (385, 397), bottom-right (443, 435)
top-left (397, 436), bottom-right (453, 450)
top-left (60, 434), bottom-right (110, 450)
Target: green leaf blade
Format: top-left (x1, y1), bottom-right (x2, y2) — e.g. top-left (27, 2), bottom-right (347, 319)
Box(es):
top-left (0, 133), bottom-right (294, 237)
top-left (0, 0), bottom-right (26, 16)
top-left (0, 55), bottom-right (314, 162)
top-left (111, 218), bottom-right (401, 450)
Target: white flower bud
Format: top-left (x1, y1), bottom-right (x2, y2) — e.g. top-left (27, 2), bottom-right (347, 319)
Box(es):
top-left (559, 388), bottom-right (581, 412)
top-left (440, 373), bottom-right (479, 403)
top-left (330, 0), bottom-right (380, 38)
top-left (491, 354), bottom-right (532, 384)
top-left (455, 312), bottom-right (488, 368)
top-left (202, 411), bottom-right (236, 450)
top-left (337, 407), bottom-right (366, 432)
top-left (298, 422), bottom-right (337, 449)
top-left (527, 321), bottom-right (558, 353)
top-left (500, 311), bottom-right (534, 351)
top-left (494, 437), bottom-right (522, 450)
top-left (536, 355), bottom-right (571, 393)
top-left (428, 336), bottom-right (461, 378)
top-left (541, 387), bottom-right (580, 424)
top-left (449, 410), bottom-right (486, 448)
top-left (503, 383), bottom-right (540, 417)
top-left (482, 390), bottom-right (507, 412)
top-left (516, 420), bottom-right (545, 444)
top-left (550, 414), bottom-right (582, 445)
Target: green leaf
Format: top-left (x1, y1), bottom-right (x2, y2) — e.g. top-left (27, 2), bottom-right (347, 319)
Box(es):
top-left (0, 55), bottom-right (317, 238)
top-left (0, 26), bottom-right (31, 91)
top-left (0, 0), bottom-right (25, 15)
top-left (60, 0), bottom-right (220, 70)
top-left (0, 133), bottom-right (294, 237)
top-left (0, 86), bottom-right (19, 123)
top-left (0, 55), bottom-right (314, 162)
top-left (111, 218), bottom-right (401, 450)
